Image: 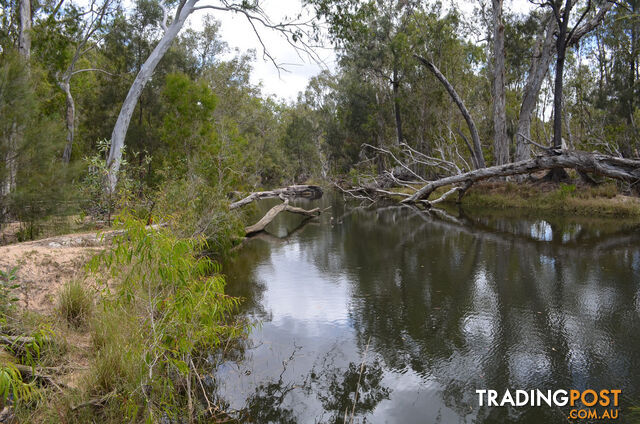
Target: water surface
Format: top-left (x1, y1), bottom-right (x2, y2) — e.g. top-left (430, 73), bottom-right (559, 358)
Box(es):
top-left (217, 194), bottom-right (640, 423)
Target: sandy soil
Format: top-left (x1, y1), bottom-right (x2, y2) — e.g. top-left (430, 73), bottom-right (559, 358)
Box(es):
top-left (0, 231), bottom-right (107, 315)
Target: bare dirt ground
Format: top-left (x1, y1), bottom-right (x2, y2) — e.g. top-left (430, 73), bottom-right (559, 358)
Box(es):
top-left (0, 231), bottom-right (107, 316)
top-left (0, 231), bottom-right (114, 394)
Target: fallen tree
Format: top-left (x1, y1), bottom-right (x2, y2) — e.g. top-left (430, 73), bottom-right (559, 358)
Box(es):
top-left (401, 150), bottom-right (640, 205)
top-left (245, 199), bottom-right (321, 236)
top-left (230, 185), bottom-right (323, 210)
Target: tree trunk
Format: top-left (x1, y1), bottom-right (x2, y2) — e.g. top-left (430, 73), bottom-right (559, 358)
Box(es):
top-left (3, 0), bottom-right (32, 211)
top-left (515, 15), bottom-right (556, 162)
top-left (492, 0), bottom-right (509, 165)
top-left (61, 80), bottom-right (75, 163)
top-left (245, 199), bottom-right (321, 236)
top-left (392, 66), bottom-right (404, 145)
top-left (553, 40), bottom-right (567, 150)
top-left (105, 0), bottom-right (196, 193)
top-left (229, 185), bottom-right (323, 209)
top-left (403, 150), bottom-right (640, 204)
top-left (515, 2), bottom-right (613, 162)
top-left (18, 0), bottom-right (31, 60)
top-left (414, 55), bottom-right (486, 169)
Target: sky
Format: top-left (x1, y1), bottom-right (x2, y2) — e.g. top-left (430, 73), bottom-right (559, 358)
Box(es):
top-left (190, 0), bottom-right (535, 102)
top-left (191, 0), bottom-right (336, 102)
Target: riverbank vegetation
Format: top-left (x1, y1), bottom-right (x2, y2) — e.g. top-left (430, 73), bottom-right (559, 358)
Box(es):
top-left (1, 0), bottom-right (640, 421)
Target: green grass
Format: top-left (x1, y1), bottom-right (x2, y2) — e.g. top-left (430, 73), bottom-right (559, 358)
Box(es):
top-left (458, 181), bottom-right (640, 218)
top-left (57, 281), bottom-right (94, 328)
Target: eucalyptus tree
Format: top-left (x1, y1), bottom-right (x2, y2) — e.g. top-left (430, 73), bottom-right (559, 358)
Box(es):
top-left (592, 0), bottom-right (639, 157)
top-left (1, 0), bottom-right (31, 210)
top-left (43, 0), bottom-right (117, 163)
top-left (492, 0), bottom-right (508, 165)
top-left (104, 0), bottom-right (319, 193)
top-left (309, 0), bottom-right (419, 146)
top-left (514, 1), bottom-right (613, 161)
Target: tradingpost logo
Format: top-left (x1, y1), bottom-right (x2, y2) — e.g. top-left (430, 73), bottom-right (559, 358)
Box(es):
top-left (476, 389), bottom-right (621, 420)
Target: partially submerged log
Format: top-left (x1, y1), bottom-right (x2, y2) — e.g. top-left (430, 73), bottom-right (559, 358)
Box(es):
top-left (403, 150), bottom-right (640, 204)
top-left (230, 185), bottom-right (323, 210)
top-left (245, 200), bottom-right (321, 236)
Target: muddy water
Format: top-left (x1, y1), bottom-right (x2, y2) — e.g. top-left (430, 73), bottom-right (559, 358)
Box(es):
top-left (217, 194), bottom-right (640, 423)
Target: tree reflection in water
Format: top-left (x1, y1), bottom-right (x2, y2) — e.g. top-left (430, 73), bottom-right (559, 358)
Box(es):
top-left (218, 194), bottom-right (640, 423)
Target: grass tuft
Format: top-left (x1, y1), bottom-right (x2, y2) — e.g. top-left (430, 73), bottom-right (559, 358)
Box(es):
top-left (57, 280), bottom-right (93, 328)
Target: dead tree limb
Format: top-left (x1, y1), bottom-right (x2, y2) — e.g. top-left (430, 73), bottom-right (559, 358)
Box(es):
top-left (245, 200), bottom-right (321, 236)
top-left (414, 55), bottom-right (486, 169)
top-left (403, 150), bottom-right (640, 204)
top-left (230, 185), bottom-right (323, 210)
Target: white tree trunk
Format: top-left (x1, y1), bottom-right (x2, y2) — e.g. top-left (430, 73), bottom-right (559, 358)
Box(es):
top-left (18, 0), bottom-right (31, 60)
top-left (3, 0), bottom-right (31, 209)
top-left (515, 15), bottom-right (556, 162)
top-left (514, 3), bottom-right (613, 161)
top-left (61, 80), bottom-right (76, 163)
top-left (492, 0), bottom-right (509, 165)
top-left (105, 0), bottom-right (197, 192)
top-left (403, 150), bottom-right (640, 204)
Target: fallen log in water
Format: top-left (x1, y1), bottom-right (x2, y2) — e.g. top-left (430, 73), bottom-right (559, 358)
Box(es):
top-left (245, 200), bottom-right (321, 236)
top-left (402, 150), bottom-right (640, 204)
top-left (230, 185), bottom-right (323, 210)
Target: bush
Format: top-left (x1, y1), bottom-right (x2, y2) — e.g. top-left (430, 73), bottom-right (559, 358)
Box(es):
top-left (82, 215), bottom-right (248, 422)
top-left (57, 281), bottom-right (93, 328)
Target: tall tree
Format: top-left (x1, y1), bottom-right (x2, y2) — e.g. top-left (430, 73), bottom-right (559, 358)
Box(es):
top-left (3, 0), bottom-right (31, 206)
top-left (492, 0), bottom-right (509, 165)
top-left (55, 0), bottom-right (116, 163)
top-left (105, 0), bottom-right (316, 193)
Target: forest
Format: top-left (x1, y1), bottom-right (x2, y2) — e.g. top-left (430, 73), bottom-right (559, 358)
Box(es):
top-left (0, 0), bottom-right (639, 422)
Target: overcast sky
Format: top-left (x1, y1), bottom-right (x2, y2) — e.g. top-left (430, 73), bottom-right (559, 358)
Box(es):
top-left (189, 0), bottom-right (335, 102)
top-left (189, 0), bottom-right (535, 102)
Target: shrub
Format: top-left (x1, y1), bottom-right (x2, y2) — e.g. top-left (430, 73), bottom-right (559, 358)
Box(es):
top-left (83, 215), bottom-right (248, 422)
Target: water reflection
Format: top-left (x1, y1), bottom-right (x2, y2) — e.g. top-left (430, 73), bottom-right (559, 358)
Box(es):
top-left (218, 195), bottom-right (640, 423)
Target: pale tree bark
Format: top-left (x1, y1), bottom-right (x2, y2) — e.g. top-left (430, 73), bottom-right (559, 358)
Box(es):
top-left (60, 0), bottom-right (114, 163)
top-left (402, 149), bottom-right (640, 204)
top-left (492, 0), bottom-right (509, 165)
top-left (3, 0), bottom-right (31, 209)
top-left (104, 0), bottom-right (319, 193)
top-left (229, 185), bottom-right (323, 209)
top-left (58, 0), bottom-right (112, 164)
top-left (18, 0), bottom-right (31, 60)
top-left (414, 55), bottom-right (486, 169)
top-left (61, 81), bottom-right (76, 163)
top-left (514, 1), bottom-right (614, 162)
top-left (392, 65), bottom-right (404, 145)
top-left (515, 14), bottom-right (556, 161)
top-left (105, 0), bottom-right (198, 192)
top-left (244, 199), bottom-right (321, 236)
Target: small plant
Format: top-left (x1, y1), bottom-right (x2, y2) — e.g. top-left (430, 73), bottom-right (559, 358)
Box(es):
top-left (0, 268), bottom-right (20, 320)
top-left (0, 363), bottom-right (38, 406)
top-left (556, 183), bottom-right (577, 200)
top-left (57, 280), bottom-right (93, 327)
top-left (79, 139), bottom-right (152, 225)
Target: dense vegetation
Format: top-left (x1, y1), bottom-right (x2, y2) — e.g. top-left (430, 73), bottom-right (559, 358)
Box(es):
top-left (0, 0), bottom-right (638, 421)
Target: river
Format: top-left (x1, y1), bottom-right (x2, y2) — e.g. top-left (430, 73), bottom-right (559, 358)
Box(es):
top-left (217, 193), bottom-right (640, 423)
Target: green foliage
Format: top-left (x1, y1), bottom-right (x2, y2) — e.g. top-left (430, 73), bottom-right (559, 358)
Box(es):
top-left (0, 267), bottom-right (19, 321)
top-left (79, 138), bottom-right (152, 224)
top-left (0, 364), bottom-right (38, 406)
top-left (556, 183), bottom-right (577, 199)
top-left (0, 50), bottom-right (70, 230)
top-left (84, 215), bottom-right (248, 421)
